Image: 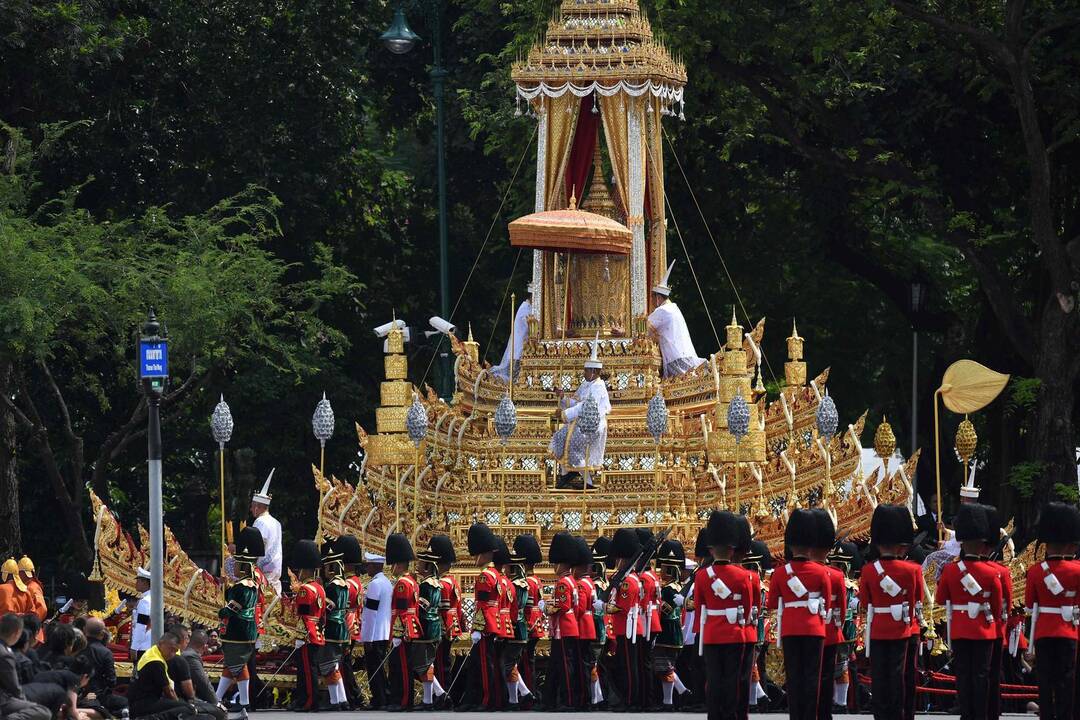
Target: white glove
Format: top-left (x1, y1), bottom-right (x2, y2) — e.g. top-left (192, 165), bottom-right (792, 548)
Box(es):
top-left (471, 631), bottom-right (482, 644)
top-left (673, 595), bottom-right (685, 607)
top-left (392, 638), bottom-right (402, 648)
top-left (537, 599), bottom-right (546, 613)
top-left (593, 599), bottom-right (605, 613)
top-left (294, 640), bottom-right (304, 649)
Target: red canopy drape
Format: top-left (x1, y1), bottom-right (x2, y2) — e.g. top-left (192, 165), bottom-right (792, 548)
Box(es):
top-left (565, 94), bottom-right (601, 202)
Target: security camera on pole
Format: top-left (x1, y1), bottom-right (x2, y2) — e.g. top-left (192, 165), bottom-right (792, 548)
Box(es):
top-left (138, 309), bottom-right (168, 641)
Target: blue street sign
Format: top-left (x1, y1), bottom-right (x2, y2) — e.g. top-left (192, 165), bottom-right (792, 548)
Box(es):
top-left (139, 340), bottom-right (169, 379)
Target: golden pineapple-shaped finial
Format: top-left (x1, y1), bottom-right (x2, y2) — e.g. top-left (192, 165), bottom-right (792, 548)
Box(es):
top-left (874, 416), bottom-right (896, 462)
top-left (954, 416), bottom-right (978, 464)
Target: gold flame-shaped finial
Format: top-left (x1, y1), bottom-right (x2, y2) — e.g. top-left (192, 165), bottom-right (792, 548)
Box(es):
top-left (954, 416), bottom-right (977, 464)
top-left (874, 416), bottom-right (896, 461)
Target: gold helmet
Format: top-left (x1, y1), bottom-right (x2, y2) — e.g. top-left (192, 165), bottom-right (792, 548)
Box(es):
top-left (17, 556), bottom-right (34, 577)
top-left (2, 558), bottom-right (27, 592)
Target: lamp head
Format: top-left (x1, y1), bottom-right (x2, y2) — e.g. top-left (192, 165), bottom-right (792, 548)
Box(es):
top-left (381, 7), bottom-right (420, 55)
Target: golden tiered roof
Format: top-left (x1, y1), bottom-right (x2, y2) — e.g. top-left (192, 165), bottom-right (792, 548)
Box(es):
top-left (511, 0), bottom-right (687, 91)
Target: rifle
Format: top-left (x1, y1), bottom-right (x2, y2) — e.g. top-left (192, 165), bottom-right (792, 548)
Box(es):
top-left (599, 528), bottom-right (671, 603)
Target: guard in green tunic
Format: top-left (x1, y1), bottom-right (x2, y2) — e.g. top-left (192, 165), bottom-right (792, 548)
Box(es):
top-left (413, 535), bottom-right (451, 709)
top-left (215, 526), bottom-right (264, 714)
top-left (321, 538), bottom-right (351, 710)
top-left (655, 539), bottom-right (688, 709)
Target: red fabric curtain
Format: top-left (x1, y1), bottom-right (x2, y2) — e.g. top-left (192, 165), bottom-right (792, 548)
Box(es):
top-left (565, 94), bottom-right (601, 203)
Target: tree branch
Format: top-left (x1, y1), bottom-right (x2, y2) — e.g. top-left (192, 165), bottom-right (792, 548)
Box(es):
top-left (1005, 0), bottom-right (1026, 45)
top-left (887, 0), bottom-right (1012, 65)
top-left (1021, 16), bottom-right (1080, 67)
top-left (961, 240), bottom-right (1037, 364)
top-left (0, 392), bottom-right (35, 433)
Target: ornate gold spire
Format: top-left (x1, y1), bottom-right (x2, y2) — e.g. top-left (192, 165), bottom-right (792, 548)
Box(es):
top-left (581, 139), bottom-right (617, 220)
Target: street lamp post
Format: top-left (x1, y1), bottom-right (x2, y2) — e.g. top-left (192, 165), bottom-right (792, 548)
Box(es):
top-left (910, 280), bottom-right (926, 458)
top-left (381, 1), bottom-right (452, 401)
top-left (137, 309), bottom-right (168, 641)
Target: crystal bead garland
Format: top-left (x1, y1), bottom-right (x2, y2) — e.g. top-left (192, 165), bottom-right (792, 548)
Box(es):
top-left (312, 392), bottom-right (335, 443)
top-left (816, 392), bottom-right (838, 439)
top-left (727, 393), bottom-right (750, 440)
top-left (578, 396), bottom-right (601, 436)
top-left (406, 394), bottom-right (428, 447)
top-left (646, 389), bottom-right (668, 443)
top-left (210, 394), bottom-right (233, 445)
top-left (494, 394), bottom-right (518, 445)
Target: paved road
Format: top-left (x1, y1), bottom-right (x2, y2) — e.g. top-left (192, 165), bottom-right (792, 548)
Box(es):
top-left (251, 713), bottom-right (1033, 719)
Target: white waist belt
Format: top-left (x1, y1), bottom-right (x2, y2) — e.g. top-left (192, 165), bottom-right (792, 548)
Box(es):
top-left (1035, 606), bottom-right (1078, 620)
top-left (703, 607), bottom-right (745, 623)
top-left (948, 602), bottom-right (992, 620)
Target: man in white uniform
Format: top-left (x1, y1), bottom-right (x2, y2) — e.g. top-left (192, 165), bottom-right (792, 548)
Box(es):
top-left (492, 282), bottom-right (535, 382)
top-left (550, 334), bottom-right (611, 489)
top-left (359, 551), bottom-right (392, 710)
top-left (129, 567), bottom-right (153, 671)
top-left (647, 260), bottom-right (705, 377)
top-left (249, 469), bottom-right (282, 595)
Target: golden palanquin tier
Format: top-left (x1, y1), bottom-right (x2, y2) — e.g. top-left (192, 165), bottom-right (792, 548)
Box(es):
top-left (511, 0), bottom-right (686, 90)
top-left (322, 318), bottom-right (921, 567)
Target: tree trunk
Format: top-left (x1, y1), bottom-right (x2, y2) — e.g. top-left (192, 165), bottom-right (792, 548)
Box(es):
top-left (0, 362), bottom-right (21, 558)
top-left (1030, 306), bottom-right (1079, 529)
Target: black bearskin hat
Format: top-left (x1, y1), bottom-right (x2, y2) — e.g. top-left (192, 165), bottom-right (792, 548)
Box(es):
top-left (707, 510), bottom-right (741, 548)
top-left (492, 537), bottom-right (512, 567)
top-left (548, 531), bottom-right (575, 565)
top-left (954, 504), bottom-right (989, 543)
top-left (784, 509), bottom-right (818, 549)
top-left (385, 533), bottom-right (415, 565)
top-left (735, 514), bottom-right (753, 555)
top-left (467, 522), bottom-right (499, 556)
top-left (610, 528), bottom-right (642, 559)
top-left (1037, 502), bottom-right (1080, 545)
top-left (571, 536), bottom-right (592, 567)
top-left (291, 539), bottom-right (321, 571)
top-left (336, 535), bottom-right (363, 566)
top-left (694, 527), bottom-right (711, 559)
top-left (870, 504), bottom-right (914, 546)
top-left (235, 526), bottom-right (265, 560)
top-left (979, 504), bottom-right (1002, 546)
top-left (513, 534), bottom-right (543, 565)
top-left (810, 508), bottom-right (835, 550)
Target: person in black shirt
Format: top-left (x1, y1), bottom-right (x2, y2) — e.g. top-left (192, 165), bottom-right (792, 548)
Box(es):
top-left (0, 614), bottom-right (50, 720)
top-left (125, 631), bottom-right (195, 720)
top-left (82, 618), bottom-right (127, 716)
top-left (166, 625), bottom-right (223, 720)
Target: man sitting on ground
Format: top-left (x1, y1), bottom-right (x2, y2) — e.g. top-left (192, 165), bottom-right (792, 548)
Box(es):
top-left (181, 630), bottom-right (226, 718)
top-left (125, 631), bottom-right (195, 720)
top-left (82, 618), bottom-right (127, 716)
top-left (0, 613), bottom-right (51, 720)
top-left (166, 625), bottom-right (223, 720)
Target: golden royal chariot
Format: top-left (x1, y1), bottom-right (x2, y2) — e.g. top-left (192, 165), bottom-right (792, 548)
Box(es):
top-left (88, 0), bottom-right (1035, 685)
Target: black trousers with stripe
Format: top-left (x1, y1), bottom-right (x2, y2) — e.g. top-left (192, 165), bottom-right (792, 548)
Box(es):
top-left (816, 643), bottom-right (838, 720)
top-left (987, 638), bottom-right (1003, 720)
top-left (1035, 637), bottom-right (1076, 720)
top-left (292, 643), bottom-right (322, 710)
top-left (783, 636), bottom-right (824, 720)
top-left (869, 638), bottom-right (907, 720)
top-left (610, 635), bottom-right (640, 709)
top-left (704, 642), bottom-right (744, 720)
top-left (461, 635), bottom-right (500, 709)
top-left (904, 635), bottom-right (920, 720)
top-left (543, 637), bottom-right (580, 709)
top-left (386, 641), bottom-right (413, 710)
top-left (952, 638), bottom-right (993, 720)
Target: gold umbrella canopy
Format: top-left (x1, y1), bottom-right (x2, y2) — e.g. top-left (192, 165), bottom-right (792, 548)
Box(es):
top-left (509, 195), bottom-right (632, 256)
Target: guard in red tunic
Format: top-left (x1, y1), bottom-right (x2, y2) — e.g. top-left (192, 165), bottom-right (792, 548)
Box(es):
top-left (581, 536), bottom-right (611, 708)
top-left (1025, 502), bottom-right (1080, 720)
top-left (459, 522), bottom-right (502, 711)
top-left (385, 533), bottom-right (419, 711)
top-left (574, 538), bottom-right (600, 709)
top-left (860, 504), bottom-right (921, 720)
top-left (514, 533), bottom-right (544, 707)
top-left (983, 506), bottom-right (1012, 720)
top-left (544, 532), bottom-right (583, 710)
top-left (288, 539), bottom-right (327, 712)
top-left (336, 534), bottom-right (365, 708)
top-left (806, 509), bottom-right (844, 720)
top-left (605, 527), bottom-right (643, 710)
top-left (935, 503), bottom-right (1004, 720)
top-left (694, 511), bottom-right (755, 720)
top-left (635, 528), bottom-right (662, 709)
top-left (436, 539), bottom-right (461, 692)
top-left (491, 537), bottom-right (514, 711)
top-left (767, 508), bottom-right (833, 720)
top-left (733, 514), bottom-right (760, 720)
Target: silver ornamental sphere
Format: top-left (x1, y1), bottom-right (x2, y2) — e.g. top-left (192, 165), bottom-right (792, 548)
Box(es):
top-left (578, 396), bottom-right (601, 436)
top-left (312, 392), bottom-right (335, 443)
top-left (494, 395), bottom-right (518, 445)
top-left (727, 393), bottom-right (750, 441)
top-left (406, 395), bottom-right (428, 447)
top-left (816, 393), bottom-right (839, 439)
top-left (210, 395), bottom-right (233, 445)
top-left (646, 390), bottom-right (668, 443)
